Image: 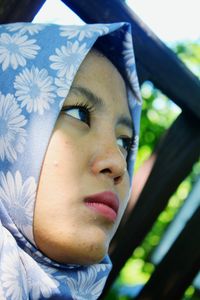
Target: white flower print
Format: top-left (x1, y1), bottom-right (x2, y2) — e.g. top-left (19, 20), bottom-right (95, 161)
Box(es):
top-left (21, 252), bottom-right (59, 299)
top-left (0, 33), bottom-right (40, 71)
top-left (55, 65), bottom-right (74, 98)
top-left (131, 135), bottom-right (139, 162)
top-left (14, 66), bottom-right (56, 115)
top-left (49, 40), bottom-right (88, 77)
top-left (127, 69), bottom-right (142, 104)
top-left (66, 266), bottom-right (107, 300)
top-left (1, 250), bottom-right (27, 300)
top-left (122, 31), bottom-right (135, 67)
top-left (0, 285), bottom-right (5, 300)
top-left (0, 171), bottom-right (36, 236)
top-left (0, 93), bottom-right (27, 162)
top-left (60, 24), bottom-right (109, 41)
top-left (122, 32), bottom-right (142, 104)
top-left (93, 263), bottom-right (111, 272)
top-left (6, 23), bottom-right (45, 36)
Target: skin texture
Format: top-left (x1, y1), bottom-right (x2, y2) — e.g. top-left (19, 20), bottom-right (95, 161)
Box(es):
top-left (33, 49), bottom-right (133, 265)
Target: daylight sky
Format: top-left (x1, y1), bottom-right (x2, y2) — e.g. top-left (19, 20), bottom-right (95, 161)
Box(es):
top-left (33, 0), bottom-right (200, 44)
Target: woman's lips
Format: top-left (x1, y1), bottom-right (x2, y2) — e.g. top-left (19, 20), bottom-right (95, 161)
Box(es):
top-left (84, 191), bottom-right (119, 222)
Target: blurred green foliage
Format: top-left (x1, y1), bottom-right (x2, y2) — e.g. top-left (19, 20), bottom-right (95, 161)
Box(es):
top-left (175, 42), bottom-right (200, 78)
top-left (135, 81), bottom-right (181, 170)
top-left (105, 41), bottom-right (200, 299)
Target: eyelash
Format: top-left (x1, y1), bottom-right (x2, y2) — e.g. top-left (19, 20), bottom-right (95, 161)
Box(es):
top-left (61, 102), bottom-right (132, 153)
top-left (118, 137), bottom-right (132, 153)
top-left (61, 102), bottom-right (94, 126)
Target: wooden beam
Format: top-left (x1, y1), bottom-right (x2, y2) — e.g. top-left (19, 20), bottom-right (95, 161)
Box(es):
top-left (0, 0), bottom-right (45, 23)
top-left (101, 112), bottom-right (200, 295)
top-left (63, 0), bottom-right (200, 119)
top-left (134, 207), bottom-right (200, 300)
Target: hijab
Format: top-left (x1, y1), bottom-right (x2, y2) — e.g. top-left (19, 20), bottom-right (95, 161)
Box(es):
top-left (0, 22), bottom-right (141, 299)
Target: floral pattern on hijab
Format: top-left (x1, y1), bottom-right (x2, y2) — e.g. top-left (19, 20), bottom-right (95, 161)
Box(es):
top-left (0, 22), bottom-right (141, 299)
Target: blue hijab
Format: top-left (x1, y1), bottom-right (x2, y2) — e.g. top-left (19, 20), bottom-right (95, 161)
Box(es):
top-left (0, 22), bottom-right (141, 299)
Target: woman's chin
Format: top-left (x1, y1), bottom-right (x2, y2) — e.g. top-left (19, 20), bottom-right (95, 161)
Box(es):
top-left (35, 234), bottom-right (109, 265)
top-left (46, 250), bottom-right (107, 266)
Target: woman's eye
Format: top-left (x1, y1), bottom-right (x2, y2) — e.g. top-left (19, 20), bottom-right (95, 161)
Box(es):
top-left (62, 107), bottom-right (90, 125)
top-left (117, 137), bottom-right (132, 152)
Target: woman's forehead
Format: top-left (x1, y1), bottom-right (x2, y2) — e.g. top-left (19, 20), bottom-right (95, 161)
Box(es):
top-left (76, 49), bottom-right (124, 83)
top-left (67, 49), bottom-right (131, 118)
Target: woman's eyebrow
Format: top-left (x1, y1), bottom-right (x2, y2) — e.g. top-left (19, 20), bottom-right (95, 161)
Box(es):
top-left (71, 86), bottom-right (104, 110)
top-left (71, 85), bottom-right (133, 134)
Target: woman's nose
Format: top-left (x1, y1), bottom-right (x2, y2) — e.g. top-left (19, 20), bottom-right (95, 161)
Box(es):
top-left (90, 142), bottom-right (127, 185)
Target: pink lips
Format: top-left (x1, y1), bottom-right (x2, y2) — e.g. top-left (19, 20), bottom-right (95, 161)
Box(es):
top-left (84, 191), bottom-right (119, 222)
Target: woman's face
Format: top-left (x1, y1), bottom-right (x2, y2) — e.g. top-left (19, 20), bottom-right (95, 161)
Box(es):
top-left (33, 50), bottom-right (133, 265)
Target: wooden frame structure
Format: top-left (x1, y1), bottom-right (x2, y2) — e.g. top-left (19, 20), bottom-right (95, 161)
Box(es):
top-left (1, 0), bottom-right (200, 299)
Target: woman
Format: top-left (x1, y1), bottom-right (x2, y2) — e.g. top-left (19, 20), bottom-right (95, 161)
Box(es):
top-left (0, 22), bottom-right (141, 299)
